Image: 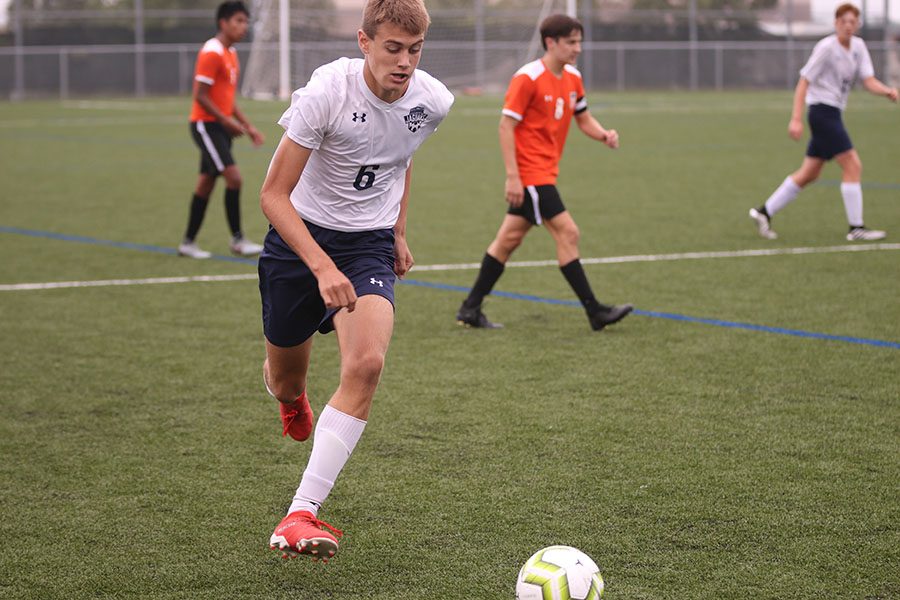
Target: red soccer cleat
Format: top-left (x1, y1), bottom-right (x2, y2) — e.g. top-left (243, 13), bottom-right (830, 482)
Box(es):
top-left (269, 511), bottom-right (344, 561)
top-left (280, 392), bottom-right (313, 441)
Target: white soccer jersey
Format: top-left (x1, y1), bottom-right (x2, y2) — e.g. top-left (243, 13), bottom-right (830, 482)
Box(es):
top-left (800, 34), bottom-right (875, 111)
top-left (277, 57), bottom-right (454, 232)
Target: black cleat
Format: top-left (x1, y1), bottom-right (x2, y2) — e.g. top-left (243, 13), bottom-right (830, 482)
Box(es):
top-left (588, 303), bottom-right (633, 331)
top-left (456, 303), bottom-right (503, 329)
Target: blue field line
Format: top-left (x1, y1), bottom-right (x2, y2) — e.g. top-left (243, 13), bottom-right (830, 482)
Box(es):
top-left (402, 277), bottom-right (900, 350)
top-left (0, 226), bottom-right (256, 265)
top-left (3, 225), bottom-right (898, 350)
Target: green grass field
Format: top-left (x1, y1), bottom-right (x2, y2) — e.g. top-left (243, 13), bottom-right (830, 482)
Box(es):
top-left (1, 91), bottom-right (898, 599)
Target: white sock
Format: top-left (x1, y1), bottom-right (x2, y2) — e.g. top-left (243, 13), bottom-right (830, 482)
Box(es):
top-left (840, 182), bottom-right (864, 227)
top-left (287, 405), bottom-right (367, 517)
top-left (764, 176), bottom-right (802, 217)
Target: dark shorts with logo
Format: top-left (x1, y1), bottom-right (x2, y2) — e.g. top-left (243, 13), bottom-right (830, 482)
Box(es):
top-left (507, 184), bottom-right (566, 226)
top-left (190, 120), bottom-right (235, 175)
top-left (806, 103), bottom-right (853, 161)
top-left (258, 221), bottom-right (396, 348)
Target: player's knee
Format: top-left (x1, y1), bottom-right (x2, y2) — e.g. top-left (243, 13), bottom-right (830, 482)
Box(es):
top-left (225, 174), bottom-right (243, 189)
top-left (500, 230), bottom-right (525, 251)
top-left (559, 224), bottom-right (580, 248)
top-left (795, 171), bottom-right (817, 187)
top-left (343, 351), bottom-right (385, 388)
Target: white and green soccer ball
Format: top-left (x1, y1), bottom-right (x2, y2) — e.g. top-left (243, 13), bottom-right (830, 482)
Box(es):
top-left (515, 545), bottom-right (604, 600)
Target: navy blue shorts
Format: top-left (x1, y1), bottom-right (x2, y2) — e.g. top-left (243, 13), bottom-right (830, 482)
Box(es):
top-left (806, 104), bottom-right (853, 161)
top-left (507, 184), bottom-right (566, 226)
top-left (258, 222), bottom-right (396, 348)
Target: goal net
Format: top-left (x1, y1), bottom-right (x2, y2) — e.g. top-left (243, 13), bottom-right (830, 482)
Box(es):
top-left (241, 0), bottom-right (573, 100)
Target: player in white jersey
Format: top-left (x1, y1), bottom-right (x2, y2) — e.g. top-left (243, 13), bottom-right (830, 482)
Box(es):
top-left (258, 0), bottom-right (453, 561)
top-left (749, 3), bottom-right (897, 241)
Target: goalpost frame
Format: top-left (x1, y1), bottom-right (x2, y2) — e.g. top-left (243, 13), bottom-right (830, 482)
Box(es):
top-left (279, 0), bottom-right (290, 100)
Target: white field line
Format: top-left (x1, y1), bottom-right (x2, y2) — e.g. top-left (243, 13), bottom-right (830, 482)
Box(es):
top-left (2, 243), bottom-right (898, 291)
top-left (0, 274), bottom-right (257, 291)
top-left (412, 243), bottom-right (900, 272)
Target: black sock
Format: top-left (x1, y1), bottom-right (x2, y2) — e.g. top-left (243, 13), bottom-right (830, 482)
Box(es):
top-left (225, 187), bottom-right (242, 239)
top-left (184, 193), bottom-right (209, 242)
top-left (560, 259), bottom-right (601, 313)
top-left (463, 253), bottom-right (505, 308)
top-left (758, 205), bottom-right (770, 219)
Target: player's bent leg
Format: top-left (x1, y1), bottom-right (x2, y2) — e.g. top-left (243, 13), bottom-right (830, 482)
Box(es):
top-left (264, 337), bottom-right (315, 441)
top-left (545, 212), bottom-right (633, 331)
top-left (220, 165), bottom-right (264, 256)
top-left (329, 295), bottom-right (395, 420)
top-left (833, 149), bottom-right (862, 183)
top-left (487, 214), bottom-right (531, 263)
top-left (457, 215), bottom-right (531, 329)
top-left (834, 150), bottom-right (884, 240)
top-left (179, 174), bottom-right (217, 258)
top-left (791, 157), bottom-right (825, 188)
top-left (544, 211), bottom-right (580, 266)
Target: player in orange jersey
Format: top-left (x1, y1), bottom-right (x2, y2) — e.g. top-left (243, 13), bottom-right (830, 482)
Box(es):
top-left (456, 14), bottom-right (632, 331)
top-left (179, 1), bottom-right (266, 259)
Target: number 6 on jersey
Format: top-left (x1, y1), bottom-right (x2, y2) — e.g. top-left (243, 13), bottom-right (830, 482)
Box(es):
top-left (353, 164), bottom-right (380, 191)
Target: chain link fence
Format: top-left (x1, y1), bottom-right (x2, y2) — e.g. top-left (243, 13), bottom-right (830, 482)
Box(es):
top-left (1, 0), bottom-right (897, 99)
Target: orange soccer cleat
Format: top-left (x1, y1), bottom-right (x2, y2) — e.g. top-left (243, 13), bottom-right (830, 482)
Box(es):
top-left (280, 392), bottom-right (314, 442)
top-left (269, 511), bottom-right (343, 561)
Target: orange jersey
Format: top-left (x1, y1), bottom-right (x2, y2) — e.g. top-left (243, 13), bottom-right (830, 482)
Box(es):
top-left (501, 59), bottom-right (588, 187)
top-left (190, 37), bottom-right (239, 122)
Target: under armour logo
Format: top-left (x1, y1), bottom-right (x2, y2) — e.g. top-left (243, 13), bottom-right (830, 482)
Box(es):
top-left (544, 94), bottom-right (553, 102)
top-left (369, 277), bottom-right (383, 287)
top-left (352, 112), bottom-right (367, 123)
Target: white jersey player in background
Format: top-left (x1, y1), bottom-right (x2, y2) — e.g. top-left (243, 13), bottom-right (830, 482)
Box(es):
top-left (258, 0), bottom-right (453, 560)
top-left (749, 2), bottom-right (898, 241)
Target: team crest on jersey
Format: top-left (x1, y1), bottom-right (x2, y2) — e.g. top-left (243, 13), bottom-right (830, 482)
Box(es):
top-left (569, 91), bottom-right (577, 109)
top-left (404, 105), bottom-right (428, 132)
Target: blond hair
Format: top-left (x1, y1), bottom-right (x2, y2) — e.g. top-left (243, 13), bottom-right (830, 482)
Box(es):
top-left (361, 0), bottom-right (430, 39)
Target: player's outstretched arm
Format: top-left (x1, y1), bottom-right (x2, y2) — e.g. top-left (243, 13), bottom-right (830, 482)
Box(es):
top-left (260, 134), bottom-right (357, 312)
top-left (788, 78), bottom-right (809, 141)
top-left (862, 76), bottom-right (899, 102)
top-left (498, 116), bottom-right (524, 207)
top-left (233, 103), bottom-right (265, 146)
top-left (574, 111), bottom-right (618, 149)
top-left (393, 164), bottom-right (414, 279)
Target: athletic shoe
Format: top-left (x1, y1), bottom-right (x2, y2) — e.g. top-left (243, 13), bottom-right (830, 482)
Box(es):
top-left (270, 511), bottom-right (343, 561)
top-left (280, 392), bottom-right (313, 442)
top-left (846, 227), bottom-right (886, 241)
top-left (749, 208), bottom-right (777, 240)
top-left (456, 303), bottom-right (503, 329)
top-left (178, 241), bottom-right (212, 259)
top-left (230, 237), bottom-right (264, 256)
top-left (588, 303), bottom-right (634, 331)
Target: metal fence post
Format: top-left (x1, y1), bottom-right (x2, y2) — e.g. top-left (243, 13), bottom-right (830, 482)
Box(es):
top-left (786, 0), bottom-right (795, 90)
top-left (60, 48), bottom-right (69, 100)
top-left (12, 0), bottom-right (24, 100)
top-left (616, 43), bottom-right (625, 91)
top-left (883, 0), bottom-right (891, 81)
top-left (475, 0), bottom-right (485, 90)
top-left (715, 43), bottom-right (723, 91)
top-left (582, 0), bottom-right (593, 91)
top-left (688, 0), bottom-right (698, 90)
top-left (135, 0), bottom-right (146, 97)
top-left (179, 45), bottom-right (189, 95)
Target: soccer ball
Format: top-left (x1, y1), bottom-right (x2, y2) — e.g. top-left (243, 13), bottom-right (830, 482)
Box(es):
top-left (515, 545), bottom-right (604, 600)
